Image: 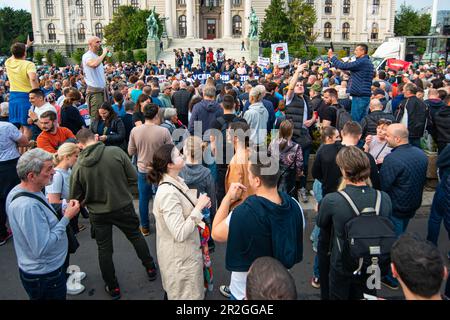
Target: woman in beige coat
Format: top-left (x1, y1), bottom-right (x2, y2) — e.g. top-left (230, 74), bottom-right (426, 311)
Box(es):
top-left (148, 144), bottom-right (211, 300)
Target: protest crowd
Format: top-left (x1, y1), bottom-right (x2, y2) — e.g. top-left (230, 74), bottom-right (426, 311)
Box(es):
top-left (1, 36), bottom-right (450, 301)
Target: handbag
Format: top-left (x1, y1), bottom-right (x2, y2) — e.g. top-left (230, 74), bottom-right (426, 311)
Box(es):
top-left (12, 192), bottom-right (80, 254)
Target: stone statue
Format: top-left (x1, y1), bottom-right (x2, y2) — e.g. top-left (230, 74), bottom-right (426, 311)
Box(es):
top-left (248, 8), bottom-right (259, 39)
top-left (146, 7), bottom-right (159, 40)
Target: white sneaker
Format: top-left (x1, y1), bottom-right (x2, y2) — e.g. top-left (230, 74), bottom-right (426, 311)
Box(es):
top-left (66, 281), bottom-right (85, 295)
top-left (75, 271), bottom-right (86, 281)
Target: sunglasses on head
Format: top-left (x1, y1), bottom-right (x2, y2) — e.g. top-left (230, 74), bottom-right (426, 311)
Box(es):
top-left (377, 118), bottom-right (392, 126)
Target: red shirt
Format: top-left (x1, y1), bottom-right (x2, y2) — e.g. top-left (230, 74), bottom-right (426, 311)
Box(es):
top-left (37, 126), bottom-right (75, 153)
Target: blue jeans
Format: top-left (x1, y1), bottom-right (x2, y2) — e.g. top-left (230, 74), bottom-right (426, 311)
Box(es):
top-left (351, 96), bottom-right (370, 123)
top-left (19, 266), bottom-right (66, 300)
top-left (200, 61), bottom-right (206, 71)
top-left (138, 171), bottom-right (155, 229)
top-left (390, 215), bottom-right (411, 237)
top-left (300, 145), bottom-right (311, 189)
top-left (427, 180), bottom-right (450, 245)
top-left (313, 254), bottom-right (320, 278)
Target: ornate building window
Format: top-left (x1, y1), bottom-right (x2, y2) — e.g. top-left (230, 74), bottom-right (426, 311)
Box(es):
top-left (371, 22), bottom-right (379, 40)
top-left (48, 23), bottom-right (56, 41)
top-left (112, 0), bottom-right (120, 14)
top-left (343, 0), bottom-right (350, 14)
top-left (232, 0), bottom-right (242, 6)
top-left (306, 0), bottom-right (314, 6)
top-left (94, 0), bottom-right (102, 16)
top-left (178, 15), bottom-right (186, 38)
top-left (177, 0), bottom-right (186, 4)
top-left (324, 22), bottom-right (332, 39)
top-left (95, 23), bottom-right (103, 39)
top-left (232, 15), bottom-right (242, 36)
top-left (372, 0), bottom-right (380, 14)
top-left (78, 23), bottom-right (86, 41)
top-left (75, 0), bottom-right (84, 16)
top-left (131, 0), bottom-right (139, 8)
top-left (342, 22), bottom-right (350, 40)
top-left (325, 0), bottom-right (332, 14)
top-left (45, 0), bottom-right (54, 17)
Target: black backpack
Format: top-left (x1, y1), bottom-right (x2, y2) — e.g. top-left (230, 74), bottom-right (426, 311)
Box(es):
top-left (331, 105), bottom-right (352, 131)
top-left (338, 190), bottom-right (396, 276)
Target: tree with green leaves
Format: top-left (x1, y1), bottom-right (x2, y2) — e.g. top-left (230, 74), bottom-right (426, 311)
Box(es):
top-left (394, 4), bottom-right (431, 36)
top-left (104, 6), bottom-right (163, 51)
top-left (260, 0), bottom-right (290, 43)
top-left (0, 7), bottom-right (32, 55)
top-left (287, 0), bottom-right (317, 45)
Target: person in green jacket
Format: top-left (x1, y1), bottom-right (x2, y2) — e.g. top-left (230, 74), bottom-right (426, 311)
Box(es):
top-left (70, 128), bottom-right (157, 300)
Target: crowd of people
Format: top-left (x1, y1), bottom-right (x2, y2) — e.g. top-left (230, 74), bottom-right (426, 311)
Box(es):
top-left (0, 35), bottom-right (449, 301)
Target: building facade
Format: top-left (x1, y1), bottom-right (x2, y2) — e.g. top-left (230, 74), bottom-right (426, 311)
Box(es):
top-left (31, 0), bottom-right (395, 54)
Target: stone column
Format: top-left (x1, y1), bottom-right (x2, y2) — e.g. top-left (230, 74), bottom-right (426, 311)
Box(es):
top-left (244, 0), bottom-right (251, 37)
top-left (317, 0), bottom-right (322, 41)
top-left (186, 0), bottom-right (194, 38)
top-left (386, 0), bottom-right (392, 33)
top-left (165, 0), bottom-right (174, 38)
top-left (363, 0), bottom-right (368, 32)
top-left (336, 0), bottom-right (341, 31)
top-left (58, 0), bottom-right (67, 44)
top-left (223, 0), bottom-right (232, 38)
top-left (86, 0), bottom-right (93, 37)
top-left (32, 0), bottom-right (42, 44)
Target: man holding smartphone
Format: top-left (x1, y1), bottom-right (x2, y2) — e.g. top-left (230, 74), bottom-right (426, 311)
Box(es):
top-left (328, 44), bottom-right (374, 123)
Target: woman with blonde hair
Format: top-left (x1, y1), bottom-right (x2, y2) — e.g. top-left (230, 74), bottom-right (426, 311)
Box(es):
top-left (45, 142), bottom-right (86, 295)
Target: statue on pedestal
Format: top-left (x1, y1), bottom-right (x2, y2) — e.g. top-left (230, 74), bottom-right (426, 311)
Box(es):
top-left (248, 7), bottom-right (259, 39)
top-left (146, 7), bottom-right (159, 40)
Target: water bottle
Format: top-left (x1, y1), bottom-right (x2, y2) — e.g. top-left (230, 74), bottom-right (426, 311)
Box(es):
top-left (202, 207), bottom-right (210, 220)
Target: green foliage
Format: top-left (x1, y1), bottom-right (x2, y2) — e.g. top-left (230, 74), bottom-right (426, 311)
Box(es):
top-left (262, 47), bottom-right (272, 58)
top-left (337, 50), bottom-right (348, 59)
top-left (320, 47), bottom-right (328, 55)
top-left (45, 51), bottom-right (54, 65)
top-left (394, 4), bottom-right (431, 36)
top-left (33, 51), bottom-right (44, 65)
top-left (260, 0), bottom-right (290, 43)
top-left (287, 0), bottom-right (317, 44)
top-left (308, 46), bottom-right (319, 59)
top-left (54, 52), bottom-right (66, 67)
top-left (114, 51), bottom-right (126, 63)
top-left (135, 50), bottom-right (147, 63)
top-left (104, 5), bottom-right (163, 51)
top-left (0, 7), bottom-right (32, 55)
top-left (71, 48), bottom-right (85, 65)
top-left (125, 50), bottom-right (135, 63)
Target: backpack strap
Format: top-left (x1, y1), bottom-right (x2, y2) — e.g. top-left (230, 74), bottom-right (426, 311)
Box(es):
top-left (338, 191), bottom-right (360, 216)
top-left (159, 182), bottom-right (195, 208)
top-left (12, 192), bottom-right (61, 220)
top-left (374, 190), bottom-right (381, 216)
top-left (216, 117), bottom-right (227, 131)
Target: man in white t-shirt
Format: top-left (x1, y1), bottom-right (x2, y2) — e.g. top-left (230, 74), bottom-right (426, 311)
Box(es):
top-left (27, 88), bottom-right (57, 140)
top-left (212, 158), bottom-right (305, 300)
top-left (82, 36), bottom-right (109, 119)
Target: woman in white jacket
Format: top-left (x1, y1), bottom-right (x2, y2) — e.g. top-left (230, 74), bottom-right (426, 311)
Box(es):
top-left (148, 144), bottom-right (211, 300)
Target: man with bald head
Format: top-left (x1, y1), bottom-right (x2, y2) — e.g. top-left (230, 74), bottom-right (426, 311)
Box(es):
top-left (360, 98), bottom-right (395, 140)
top-left (380, 123), bottom-right (428, 237)
top-left (82, 37), bottom-right (109, 119)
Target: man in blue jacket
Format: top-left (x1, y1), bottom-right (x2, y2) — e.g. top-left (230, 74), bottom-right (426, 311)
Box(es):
top-left (380, 123), bottom-right (428, 237)
top-left (328, 44), bottom-right (374, 123)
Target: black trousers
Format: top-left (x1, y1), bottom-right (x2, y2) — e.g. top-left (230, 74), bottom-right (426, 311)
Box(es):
top-left (89, 203), bottom-right (155, 288)
top-left (329, 268), bottom-right (377, 300)
top-left (216, 165), bottom-right (228, 207)
top-left (0, 158), bottom-right (20, 237)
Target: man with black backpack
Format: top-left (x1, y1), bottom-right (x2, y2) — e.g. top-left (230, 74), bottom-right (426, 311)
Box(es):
top-left (321, 88), bottom-right (352, 132)
top-left (210, 94), bottom-right (246, 204)
top-left (317, 146), bottom-right (395, 300)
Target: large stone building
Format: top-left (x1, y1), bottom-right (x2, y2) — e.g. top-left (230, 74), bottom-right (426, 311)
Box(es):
top-left (32, 0), bottom-right (396, 55)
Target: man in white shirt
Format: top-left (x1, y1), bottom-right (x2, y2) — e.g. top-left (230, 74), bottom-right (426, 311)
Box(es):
top-left (82, 37), bottom-right (109, 119)
top-left (27, 88), bottom-right (57, 140)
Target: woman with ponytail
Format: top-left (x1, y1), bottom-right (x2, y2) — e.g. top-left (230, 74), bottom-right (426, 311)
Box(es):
top-left (149, 144), bottom-right (211, 300)
top-left (45, 142), bottom-right (87, 295)
top-left (112, 91), bottom-right (126, 118)
top-left (60, 88), bottom-right (86, 135)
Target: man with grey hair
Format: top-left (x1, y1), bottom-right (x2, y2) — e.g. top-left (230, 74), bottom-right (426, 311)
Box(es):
top-left (244, 86), bottom-right (269, 146)
top-left (360, 98), bottom-right (395, 140)
top-left (243, 84), bottom-right (275, 130)
top-left (6, 148), bottom-right (80, 300)
top-left (161, 107), bottom-right (188, 148)
top-left (171, 80), bottom-right (193, 126)
top-left (188, 85), bottom-right (223, 136)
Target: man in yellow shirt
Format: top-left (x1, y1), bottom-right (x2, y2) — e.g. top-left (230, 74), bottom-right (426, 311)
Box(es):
top-left (5, 42), bottom-right (39, 139)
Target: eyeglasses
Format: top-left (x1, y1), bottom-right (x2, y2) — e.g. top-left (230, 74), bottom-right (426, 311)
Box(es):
top-left (377, 118), bottom-right (393, 126)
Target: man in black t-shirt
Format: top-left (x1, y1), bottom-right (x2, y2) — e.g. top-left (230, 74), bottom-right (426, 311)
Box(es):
top-left (320, 88), bottom-right (340, 128)
top-left (210, 94), bottom-right (246, 204)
